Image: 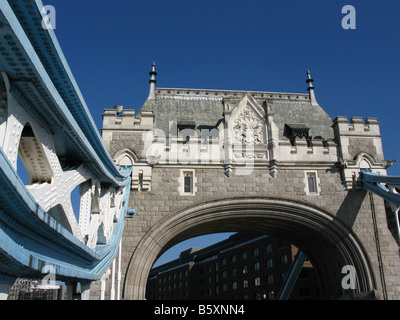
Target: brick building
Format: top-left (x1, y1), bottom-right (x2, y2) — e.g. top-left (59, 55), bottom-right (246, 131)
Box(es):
top-left (146, 233), bottom-right (320, 300)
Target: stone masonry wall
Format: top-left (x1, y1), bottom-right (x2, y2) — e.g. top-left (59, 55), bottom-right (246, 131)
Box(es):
top-left (114, 164), bottom-right (400, 299)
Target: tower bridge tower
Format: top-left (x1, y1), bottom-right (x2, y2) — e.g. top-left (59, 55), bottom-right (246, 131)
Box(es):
top-left (100, 63), bottom-right (400, 300)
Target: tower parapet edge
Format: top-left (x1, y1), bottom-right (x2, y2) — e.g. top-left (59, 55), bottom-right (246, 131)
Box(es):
top-left (102, 107), bottom-right (154, 130)
top-left (333, 116), bottom-right (389, 189)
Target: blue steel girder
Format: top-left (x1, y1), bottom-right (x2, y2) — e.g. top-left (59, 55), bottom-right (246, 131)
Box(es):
top-left (0, 0), bottom-right (133, 286)
top-left (0, 146), bottom-right (131, 283)
top-left (361, 169), bottom-right (400, 206)
top-left (0, 0), bottom-right (126, 186)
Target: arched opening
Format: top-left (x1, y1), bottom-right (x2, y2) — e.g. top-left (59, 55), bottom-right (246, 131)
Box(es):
top-left (145, 232), bottom-right (320, 300)
top-left (114, 148), bottom-right (137, 168)
top-left (122, 197), bottom-right (376, 300)
top-left (17, 123), bottom-right (53, 185)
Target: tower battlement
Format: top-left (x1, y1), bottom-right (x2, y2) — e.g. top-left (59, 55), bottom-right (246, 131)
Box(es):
top-left (102, 107), bottom-right (154, 130)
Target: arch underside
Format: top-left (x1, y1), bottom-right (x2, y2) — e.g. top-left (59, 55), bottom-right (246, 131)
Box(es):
top-left (123, 197), bottom-right (376, 300)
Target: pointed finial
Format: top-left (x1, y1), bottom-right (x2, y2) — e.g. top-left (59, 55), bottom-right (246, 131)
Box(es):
top-left (306, 70), bottom-right (314, 90)
top-left (147, 62), bottom-right (157, 100)
top-left (306, 70), bottom-right (318, 106)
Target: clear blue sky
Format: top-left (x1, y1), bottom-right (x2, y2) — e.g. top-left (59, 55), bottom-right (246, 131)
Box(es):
top-left (43, 0), bottom-right (400, 266)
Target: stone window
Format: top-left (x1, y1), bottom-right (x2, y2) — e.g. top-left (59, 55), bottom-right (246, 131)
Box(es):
top-left (304, 171), bottom-right (320, 195)
top-left (184, 172), bottom-right (192, 193)
top-left (178, 122), bottom-right (196, 144)
top-left (285, 123), bottom-right (312, 147)
top-left (179, 169), bottom-right (197, 195)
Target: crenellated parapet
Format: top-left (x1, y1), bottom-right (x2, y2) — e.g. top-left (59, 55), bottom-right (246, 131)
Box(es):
top-left (102, 106), bottom-right (154, 130)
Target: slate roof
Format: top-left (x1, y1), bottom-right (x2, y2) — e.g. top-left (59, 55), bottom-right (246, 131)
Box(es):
top-left (139, 88), bottom-right (334, 141)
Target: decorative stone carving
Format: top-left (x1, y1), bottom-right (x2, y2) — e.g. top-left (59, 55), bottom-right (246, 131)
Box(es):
top-left (233, 108), bottom-right (264, 145)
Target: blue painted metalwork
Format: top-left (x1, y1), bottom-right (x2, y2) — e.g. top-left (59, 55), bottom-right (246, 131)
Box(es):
top-left (361, 169), bottom-right (400, 206)
top-left (0, 0), bottom-right (133, 288)
top-left (276, 250), bottom-right (307, 300)
top-left (0, 146), bottom-right (131, 283)
top-left (0, 0), bottom-right (126, 186)
top-left (7, 0), bottom-right (125, 181)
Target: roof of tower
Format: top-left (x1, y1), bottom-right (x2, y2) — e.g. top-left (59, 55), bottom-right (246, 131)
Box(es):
top-left (139, 87), bottom-right (335, 141)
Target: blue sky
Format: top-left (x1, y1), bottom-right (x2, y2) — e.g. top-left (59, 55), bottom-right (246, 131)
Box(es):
top-left (43, 0), bottom-right (400, 266)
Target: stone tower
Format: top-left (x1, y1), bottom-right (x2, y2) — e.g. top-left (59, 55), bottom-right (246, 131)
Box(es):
top-left (99, 64), bottom-right (400, 300)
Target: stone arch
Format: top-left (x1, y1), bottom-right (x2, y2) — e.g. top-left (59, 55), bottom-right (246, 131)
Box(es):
top-left (113, 148), bottom-right (138, 167)
top-left (122, 197), bottom-right (376, 300)
top-left (354, 152), bottom-right (375, 169)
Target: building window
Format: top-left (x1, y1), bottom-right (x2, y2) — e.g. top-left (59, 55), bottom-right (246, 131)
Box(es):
top-left (254, 277), bottom-right (261, 286)
top-left (242, 251), bottom-right (247, 260)
top-left (231, 255), bottom-right (237, 263)
top-left (254, 262), bottom-right (260, 271)
top-left (232, 282), bottom-right (237, 290)
top-left (304, 171), bottom-right (320, 195)
top-left (266, 258), bottom-right (273, 268)
top-left (232, 268), bottom-right (237, 276)
top-left (184, 172), bottom-right (192, 193)
top-left (253, 248), bottom-right (259, 257)
top-left (267, 274), bottom-right (274, 285)
top-left (180, 169), bottom-right (197, 195)
top-left (243, 280), bottom-right (248, 288)
top-left (242, 265), bottom-right (248, 274)
top-left (280, 255), bottom-right (288, 264)
top-left (178, 123), bottom-right (196, 144)
top-left (266, 243), bottom-right (272, 254)
top-left (307, 172), bottom-right (317, 193)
